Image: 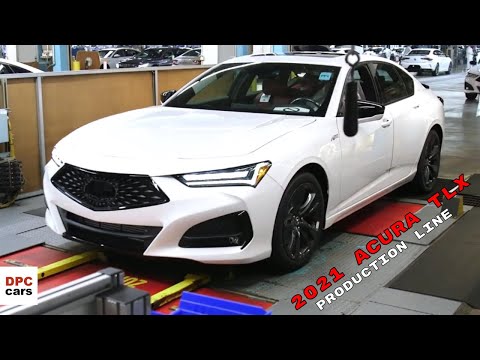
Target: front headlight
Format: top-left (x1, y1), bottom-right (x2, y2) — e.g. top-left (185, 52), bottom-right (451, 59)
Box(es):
top-left (116, 63), bottom-right (120, 68)
top-left (51, 147), bottom-right (64, 167)
top-left (138, 63), bottom-right (151, 68)
top-left (175, 161), bottom-right (272, 187)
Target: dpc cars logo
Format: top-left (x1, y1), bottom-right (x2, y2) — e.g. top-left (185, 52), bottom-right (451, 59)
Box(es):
top-left (0, 267), bottom-right (38, 305)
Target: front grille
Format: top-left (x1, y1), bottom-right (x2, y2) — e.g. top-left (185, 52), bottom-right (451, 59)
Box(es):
top-left (59, 209), bottom-right (162, 254)
top-left (51, 164), bottom-right (169, 211)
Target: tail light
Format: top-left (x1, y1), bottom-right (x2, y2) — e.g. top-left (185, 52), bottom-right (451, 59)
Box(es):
top-left (421, 57), bottom-right (433, 61)
top-left (193, 60), bottom-right (200, 65)
top-left (401, 57), bottom-right (409, 61)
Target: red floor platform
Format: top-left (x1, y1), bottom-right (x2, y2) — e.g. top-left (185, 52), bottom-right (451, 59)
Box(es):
top-left (333, 199), bottom-right (424, 236)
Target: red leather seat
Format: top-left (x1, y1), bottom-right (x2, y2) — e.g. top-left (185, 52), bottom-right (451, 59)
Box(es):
top-left (255, 78), bottom-right (293, 108)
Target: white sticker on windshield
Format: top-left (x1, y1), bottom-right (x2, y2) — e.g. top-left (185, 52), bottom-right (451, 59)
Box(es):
top-left (273, 106), bottom-right (311, 114)
top-left (259, 94), bottom-right (271, 103)
top-left (319, 72), bottom-right (332, 81)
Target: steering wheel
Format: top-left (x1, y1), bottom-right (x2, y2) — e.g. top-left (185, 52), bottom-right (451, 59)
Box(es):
top-left (290, 97), bottom-right (322, 112)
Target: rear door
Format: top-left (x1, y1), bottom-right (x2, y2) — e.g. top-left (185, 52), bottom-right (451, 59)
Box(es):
top-left (369, 62), bottom-right (424, 181)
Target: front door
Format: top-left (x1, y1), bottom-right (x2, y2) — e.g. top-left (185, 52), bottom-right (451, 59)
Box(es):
top-left (336, 63), bottom-right (394, 211)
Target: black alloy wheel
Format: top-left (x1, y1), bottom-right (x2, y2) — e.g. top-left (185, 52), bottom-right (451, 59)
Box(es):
top-left (270, 172), bottom-right (325, 272)
top-left (411, 130), bottom-right (441, 193)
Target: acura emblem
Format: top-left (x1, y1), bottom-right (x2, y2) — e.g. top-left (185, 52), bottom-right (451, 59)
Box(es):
top-left (85, 180), bottom-right (116, 199)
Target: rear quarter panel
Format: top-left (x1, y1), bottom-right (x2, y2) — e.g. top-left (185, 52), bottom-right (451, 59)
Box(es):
top-left (392, 80), bottom-right (444, 171)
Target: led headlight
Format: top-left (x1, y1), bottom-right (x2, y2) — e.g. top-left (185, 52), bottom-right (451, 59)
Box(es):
top-left (138, 63), bottom-right (151, 68)
top-left (51, 147), bottom-right (64, 167)
top-left (176, 161), bottom-right (272, 187)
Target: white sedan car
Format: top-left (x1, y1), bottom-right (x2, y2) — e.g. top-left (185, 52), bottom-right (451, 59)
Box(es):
top-left (464, 64), bottom-right (480, 100)
top-left (98, 47), bottom-right (141, 69)
top-left (400, 48), bottom-right (452, 76)
top-left (0, 58), bottom-right (43, 74)
top-left (43, 54), bottom-right (444, 271)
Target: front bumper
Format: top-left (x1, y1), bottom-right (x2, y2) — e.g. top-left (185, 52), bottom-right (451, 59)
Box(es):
top-left (464, 74), bottom-right (480, 94)
top-left (43, 161), bottom-right (284, 264)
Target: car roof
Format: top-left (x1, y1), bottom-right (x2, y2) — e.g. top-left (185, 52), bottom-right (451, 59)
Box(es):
top-left (146, 46), bottom-right (191, 49)
top-left (100, 47), bottom-right (138, 51)
top-left (410, 48), bottom-right (435, 51)
top-left (0, 58), bottom-right (44, 73)
top-left (224, 53), bottom-right (396, 69)
top-left (180, 48), bottom-right (201, 54)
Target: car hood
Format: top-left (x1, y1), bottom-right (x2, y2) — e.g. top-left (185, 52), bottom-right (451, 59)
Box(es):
top-left (468, 65), bottom-right (480, 76)
top-left (55, 106), bottom-right (316, 175)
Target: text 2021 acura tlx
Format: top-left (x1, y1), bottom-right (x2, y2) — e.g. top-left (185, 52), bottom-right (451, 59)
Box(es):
top-left (43, 53), bottom-right (445, 271)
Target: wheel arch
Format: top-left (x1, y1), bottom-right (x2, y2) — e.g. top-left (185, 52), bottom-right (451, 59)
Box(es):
top-left (291, 163), bottom-right (329, 213)
top-left (430, 123), bottom-right (443, 145)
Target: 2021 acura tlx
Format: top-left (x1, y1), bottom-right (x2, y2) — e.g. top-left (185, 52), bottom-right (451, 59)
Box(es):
top-left (44, 53), bottom-right (445, 271)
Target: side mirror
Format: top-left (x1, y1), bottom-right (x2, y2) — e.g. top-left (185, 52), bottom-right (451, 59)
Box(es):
top-left (358, 101), bottom-right (385, 118)
top-left (343, 81), bottom-right (358, 137)
top-left (161, 90), bottom-right (177, 103)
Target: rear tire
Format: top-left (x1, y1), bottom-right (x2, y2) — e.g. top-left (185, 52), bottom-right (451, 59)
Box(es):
top-left (410, 130), bottom-right (441, 194)
top-left (432, 64), bottom-right (439, 76)
top-left (270, 172), bottom-right (325, 273)
top-left (466, 93), bottom-right (477, 100)
top-left (446, 62), bottom-right (452, 74)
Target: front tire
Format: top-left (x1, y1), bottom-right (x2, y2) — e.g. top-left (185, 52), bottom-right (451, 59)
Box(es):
top-left (270, 172), bottom-right (325, 272)
top-left (411, 130), bottom-right (441, 194)
top-left (466, 92), bottom-right (477, 100)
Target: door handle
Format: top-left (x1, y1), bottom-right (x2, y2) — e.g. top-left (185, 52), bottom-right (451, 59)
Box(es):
top-left (413, 104), bottom-right (420, 109)
top-left (381, 118), bottom-right (392, 128)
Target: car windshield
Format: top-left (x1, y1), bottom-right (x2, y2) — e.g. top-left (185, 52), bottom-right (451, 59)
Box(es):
top-left (181, 49), bottom-right (201, 57)
top-left (165, 62), bottom-right (340, 117)
top-left (137, 48), bottom-right (166, 58)
top-left (99, 50), bottom-right (114, 58)
top-left (408, 50), bottom-right (431, 56)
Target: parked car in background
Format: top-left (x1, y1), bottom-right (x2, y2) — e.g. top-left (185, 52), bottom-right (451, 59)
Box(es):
top-left (117, 47), bottom-right (191, 68)
top-left (400, 48), bottom-right (452, 76)
top-left (173, 48), bottom-right (202, 66)
top-left (0, 58), bottom-right (43, 74)
top-left (392, 48), bottom-right (408, 62)
top-left (98, 47), bottom-right (141, 69)
top-left (330, 45), bottom-right (364, 54)
top-left (464, 64), bottom-right (480, 100)
top-left (364, 47), bottom-right (385, 57)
